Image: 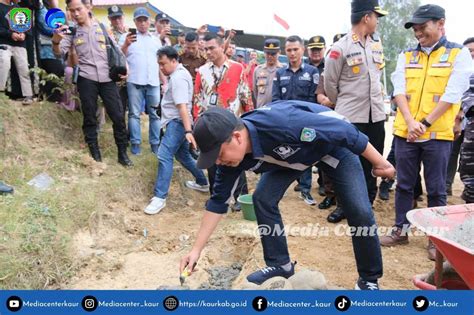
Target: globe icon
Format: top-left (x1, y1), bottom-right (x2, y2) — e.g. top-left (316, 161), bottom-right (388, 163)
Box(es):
top-left (163, 296), bottom-right (178, 311)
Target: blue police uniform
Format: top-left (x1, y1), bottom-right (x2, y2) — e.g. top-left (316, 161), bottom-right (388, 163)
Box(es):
top-left (205, 100), bottom-right (383, 282)
top-left (272, 64), bottom-right (319, 103)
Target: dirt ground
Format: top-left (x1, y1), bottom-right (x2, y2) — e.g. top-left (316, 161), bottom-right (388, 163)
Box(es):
top-left (65, 118), bottom-right (466, 290)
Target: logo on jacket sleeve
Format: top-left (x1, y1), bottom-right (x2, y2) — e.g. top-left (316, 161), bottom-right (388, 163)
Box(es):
top-left (300, 127), bottom-right (316, 142)
top-left (273, 144), bottom-right (301, 159)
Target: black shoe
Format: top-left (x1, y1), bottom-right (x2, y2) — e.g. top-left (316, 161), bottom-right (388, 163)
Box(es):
top-left (293, 184), bottom-right (302, 192)
top-left (299, 191), bottom-right (316, 205)
top-left (88, 142), bottom-right (102, 162)
top-left (355, 278), bottom-right (379, 290)
top-left (318, 186), bottom-right (326, 197)
top-left (318, 196), bottom-right (336, 209)
top-left (0, 181), bottom-right (14, 195)
top-left (327, 207), bottom-right (345, 223)
top-left (378, 181), bottom-right (390, 200)
top-left (118, 145), bottom-right (133, 167)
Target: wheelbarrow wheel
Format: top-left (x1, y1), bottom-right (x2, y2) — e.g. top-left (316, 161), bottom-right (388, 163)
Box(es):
top-left (425, 261), bottom-right (467, 289)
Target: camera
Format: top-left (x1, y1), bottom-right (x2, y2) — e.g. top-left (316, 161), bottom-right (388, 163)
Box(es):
top-left (63, 25), bottom-right (76, 36)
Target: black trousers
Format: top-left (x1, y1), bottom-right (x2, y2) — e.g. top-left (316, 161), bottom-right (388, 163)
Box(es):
top-left (460, 119), bottom-right (474, 202)
top-left (208, 165), bottom-right (248, 202)
top-left (77, 76), bottom-right (128, 146)
top-left (353, 120), bottom-right (385, 204)
top-left (446, 131), bottom-right (463, 189)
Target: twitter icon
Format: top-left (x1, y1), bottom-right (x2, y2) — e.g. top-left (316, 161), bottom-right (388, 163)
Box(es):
top-left (413, 296), bottom-right (429, 312)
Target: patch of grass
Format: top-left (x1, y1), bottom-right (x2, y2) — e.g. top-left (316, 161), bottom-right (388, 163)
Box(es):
top-left (0, 97), bottom-right (158, 288)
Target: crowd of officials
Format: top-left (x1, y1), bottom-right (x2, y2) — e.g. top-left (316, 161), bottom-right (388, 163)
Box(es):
top-left (1, 0), bottom-right (473, 288)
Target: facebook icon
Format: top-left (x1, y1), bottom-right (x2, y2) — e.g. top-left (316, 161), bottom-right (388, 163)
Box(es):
top-left (252, 296), bottom-right (268, 311)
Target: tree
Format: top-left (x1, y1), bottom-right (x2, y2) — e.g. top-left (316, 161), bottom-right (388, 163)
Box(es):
top-left (378, 0), bottom-right (421, 95)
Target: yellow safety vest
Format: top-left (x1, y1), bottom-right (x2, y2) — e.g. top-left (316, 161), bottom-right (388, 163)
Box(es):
top-left (393, 42), bottom-right (462, 141)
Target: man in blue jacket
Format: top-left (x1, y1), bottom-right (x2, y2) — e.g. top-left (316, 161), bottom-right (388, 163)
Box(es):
top-left (180, 100), bottom-right (395, 290)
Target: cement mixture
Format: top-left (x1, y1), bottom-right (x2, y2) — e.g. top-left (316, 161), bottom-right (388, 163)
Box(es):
top-left (445, 216), bottom-right (474, 250)
top-left (198, 263), bottom-right (243, 289)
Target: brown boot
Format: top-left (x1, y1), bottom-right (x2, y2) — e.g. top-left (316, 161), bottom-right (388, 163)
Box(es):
top-left (380, 226), bottom-right (409, 247)
top-left (427, 240), bottom-right (437, 261)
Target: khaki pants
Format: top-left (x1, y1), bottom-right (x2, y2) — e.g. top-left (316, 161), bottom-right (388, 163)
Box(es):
top-left (0, 45), bottom-right (33, 97)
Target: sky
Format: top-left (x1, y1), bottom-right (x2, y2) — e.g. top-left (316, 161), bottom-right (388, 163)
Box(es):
top-left (153, 0), bottom-right (473, 46)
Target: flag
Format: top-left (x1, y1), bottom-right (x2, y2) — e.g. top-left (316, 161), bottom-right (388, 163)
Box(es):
top-left (273, 13), bottom-right (289, 30)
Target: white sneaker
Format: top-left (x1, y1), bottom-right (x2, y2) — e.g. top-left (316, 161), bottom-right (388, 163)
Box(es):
top-left (185, 180), bottom-right (209, 193)
top-left (144, 197), bottom-right (166, 215)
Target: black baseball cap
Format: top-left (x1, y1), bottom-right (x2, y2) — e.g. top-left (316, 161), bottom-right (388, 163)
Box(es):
top-left (351, 0), bottom-right (388, 16)
top-left (404, 4), bottom-right (445, 29)
top-left (194, 108), bottom-right (239, 169)
top-left (107, 5), bottom-right (123, 18)
top-left (307, 35), bottom-right (325, 49)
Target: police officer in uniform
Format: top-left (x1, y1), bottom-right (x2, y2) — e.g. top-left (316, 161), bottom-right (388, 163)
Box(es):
top-left (253, 39), bottom-right (283, 108)
top-left (180, 102), bottom-right (395, 290)
top-left (307, 35), bottom-right (326, 74)
top-left (53, 0), bottom-right (133, 167)
top-left (325, 0), bottom-right (388, 205)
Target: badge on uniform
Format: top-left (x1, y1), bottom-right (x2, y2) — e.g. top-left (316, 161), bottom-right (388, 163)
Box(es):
top-left (75, 38), bottom-right (84, 46)
top-left (281, 87), bottom-right (287, 94)
top-left (273, 144), bottom-right (300, 160)
top-left (439, 53), bottom-right (449, 62)
top-left (352, 66), bottom-right (360, 74)
top-left (329, 50), bottom-right (340, 60)
top-left (209, 93), bottom-right (218, 105)
top-left (313, 73), bottom-right (319, 84)
top-left (300, 127), bottom-right (316, 142)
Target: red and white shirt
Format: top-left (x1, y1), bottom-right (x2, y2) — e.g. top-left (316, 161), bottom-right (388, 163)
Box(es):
top-left (193, 59), bottom-right (253, 119)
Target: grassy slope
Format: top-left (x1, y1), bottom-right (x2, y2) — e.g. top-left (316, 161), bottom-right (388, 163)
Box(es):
top-left (0, 95), bottom-right (156, 288)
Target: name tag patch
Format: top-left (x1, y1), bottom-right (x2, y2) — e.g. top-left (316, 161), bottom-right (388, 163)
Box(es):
top-left (431, 63), bottom-right (452, 68)
top-left (273, 144), bottom-right (301, 160)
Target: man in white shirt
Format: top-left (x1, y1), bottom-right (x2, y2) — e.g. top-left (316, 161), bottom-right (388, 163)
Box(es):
top-left (144, 46), bottom-right (208, 214)
top-left (120, 7), bottom-right (162, 155)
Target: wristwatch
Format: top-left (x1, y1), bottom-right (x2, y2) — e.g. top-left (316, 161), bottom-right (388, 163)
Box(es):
top-left (420, 118), bottom-right (432, 128)
top-left (184, 130), bottom-right (193, 134)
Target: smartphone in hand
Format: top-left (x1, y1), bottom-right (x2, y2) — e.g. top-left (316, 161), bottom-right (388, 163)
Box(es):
top-left (129, 28), bottom-right (137, 35)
